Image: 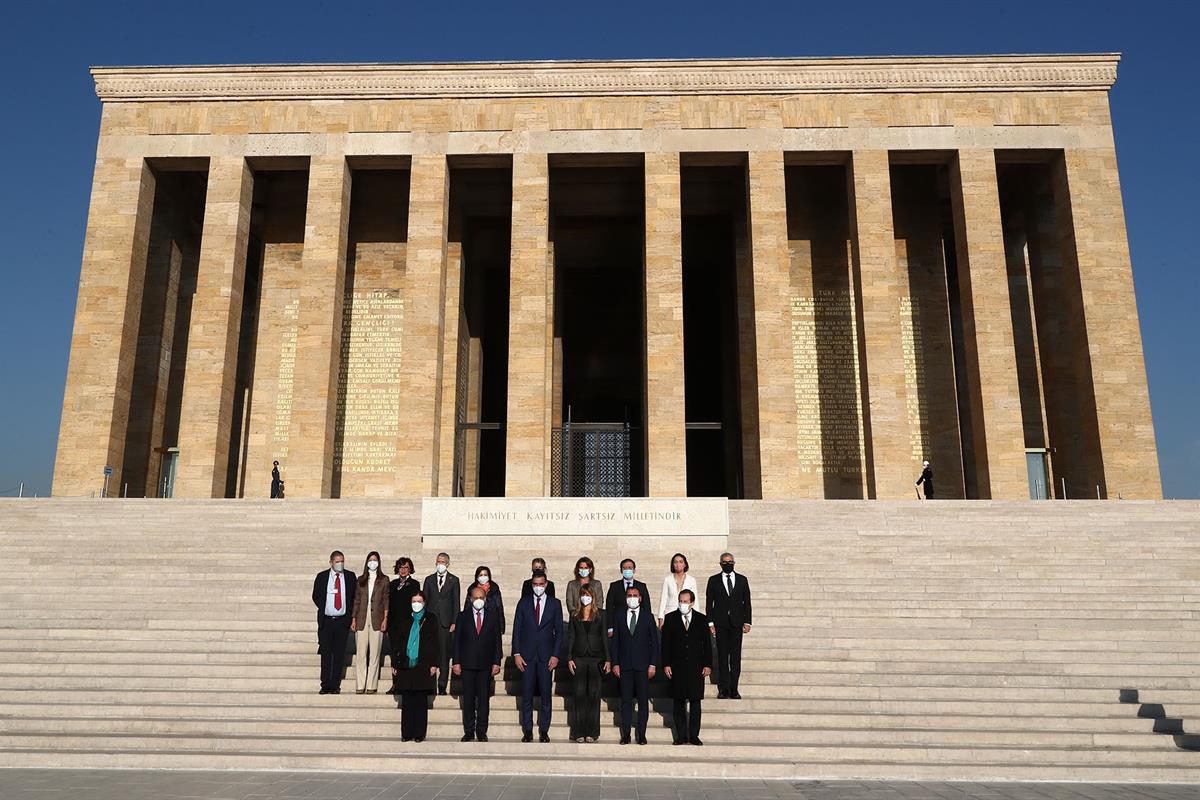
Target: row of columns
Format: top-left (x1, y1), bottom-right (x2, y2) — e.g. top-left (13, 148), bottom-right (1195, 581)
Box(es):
top-left (55, 147), bottom-right (1159, 500)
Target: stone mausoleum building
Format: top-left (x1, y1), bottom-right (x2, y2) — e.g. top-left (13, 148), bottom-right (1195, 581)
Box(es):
top-left (53, 54), bottom-right (1161, 501)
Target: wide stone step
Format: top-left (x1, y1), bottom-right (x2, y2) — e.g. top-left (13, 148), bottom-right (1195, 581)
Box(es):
top-left (0, 702), bottom-right (1155, 732)
top-left (0, 732), bottom-right (1191, 767)
top-left (0, 717), bottom-right (1169, 749)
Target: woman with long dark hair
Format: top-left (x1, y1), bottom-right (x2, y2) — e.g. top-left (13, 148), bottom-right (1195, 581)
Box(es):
top-left (566, 583), bottom-right (609, 742)
top-left (462, 565), bottom-right (505, 634)
top-left (351, 550), bottom-right (389, 693)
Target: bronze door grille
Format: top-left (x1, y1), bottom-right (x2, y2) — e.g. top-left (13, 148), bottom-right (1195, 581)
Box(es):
top-left (552, 422), bottom-right (633, 497)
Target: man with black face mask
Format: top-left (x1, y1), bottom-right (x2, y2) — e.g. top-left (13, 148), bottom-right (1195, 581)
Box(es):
top-left (705, 552), bottom-right (751, 699)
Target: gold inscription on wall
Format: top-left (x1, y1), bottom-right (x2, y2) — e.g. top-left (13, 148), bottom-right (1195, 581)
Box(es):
top-left (271, 299), bottom-right (300, 458)
top-left (334, 289), bottom-right (404, 473)
top-left (791, 289), bottom-right (866, 474)
top-left (900, 295), bottom-right (930, 462)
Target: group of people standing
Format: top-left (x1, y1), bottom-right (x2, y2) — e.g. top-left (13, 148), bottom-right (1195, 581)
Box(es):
top-left (312, 551), bottom-right (752, 746)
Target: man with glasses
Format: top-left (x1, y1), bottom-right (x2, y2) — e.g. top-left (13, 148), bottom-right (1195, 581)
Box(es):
top-left (312, 550), bottom-right (357, 695)
top-left (705, 552), bottom-right (752, 699)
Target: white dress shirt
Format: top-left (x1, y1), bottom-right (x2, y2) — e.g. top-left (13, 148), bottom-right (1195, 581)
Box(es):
top-left (325, 569), bottom-right (347, 617)
top-left (658, 573), bottom-right (698, 620)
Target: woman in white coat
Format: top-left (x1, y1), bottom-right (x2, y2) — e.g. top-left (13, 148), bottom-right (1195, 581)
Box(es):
top-left (658, 552), bottom-right (698, 628)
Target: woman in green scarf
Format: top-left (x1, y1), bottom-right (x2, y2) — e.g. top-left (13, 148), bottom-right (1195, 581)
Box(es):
top-left (390, 590), bottom-right (441, 742)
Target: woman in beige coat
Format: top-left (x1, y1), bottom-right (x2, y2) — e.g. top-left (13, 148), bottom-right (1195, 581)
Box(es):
top-left (351, 550), bottom-right (390, 693)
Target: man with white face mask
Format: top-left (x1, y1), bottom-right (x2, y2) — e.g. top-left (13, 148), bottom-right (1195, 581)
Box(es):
top-left (610, 586), bottom-right (659, 744)
top-left (452, 585), bottom-right (503, 742)
top-left (606, 558), bottom-right (650, 636)
top-left (422, 552), bottom-right (460, 695)
top-left (661, 589), bottom-right (712, 745)
top-left (311, 550), bottom-right (356, 695)
top-left (512, 570), bottom-right (564, 742)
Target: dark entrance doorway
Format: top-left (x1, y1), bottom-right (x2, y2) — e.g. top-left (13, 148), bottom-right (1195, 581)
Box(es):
top-left (549, 156), bottom-right (646, 496)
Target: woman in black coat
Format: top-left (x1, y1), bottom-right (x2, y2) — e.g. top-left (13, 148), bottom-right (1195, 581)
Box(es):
top-left (386, 557), bottom-right (421, 694)
top-left (390, 591), bottom-right (441, 742)
top-left (461, 564), bottom-right (505, 635)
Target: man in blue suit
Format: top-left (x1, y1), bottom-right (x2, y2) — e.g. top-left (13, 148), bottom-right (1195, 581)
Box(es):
top-left (512, 570), bottom-right (564, 742)
top-left (610, 585), bottom-right (659, 744)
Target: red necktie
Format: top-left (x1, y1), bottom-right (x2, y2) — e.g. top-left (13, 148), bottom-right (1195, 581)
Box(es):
top-left (536, 596), bottom-right (542, 626)
top-left (475, 610), bottom-right (483, 635)
top-left (333, 573), bottom-right (342, 611)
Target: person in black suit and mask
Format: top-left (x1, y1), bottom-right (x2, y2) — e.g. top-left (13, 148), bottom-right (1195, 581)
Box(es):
top-left (422, 552), bottom-right (460, 696)
top-left (520, 556), bottom-right (557, 599)
top-left (610, 586), bottom-right (659, 745)
top-left (311, 551), bottom-right (356, 695)
top-left (705, 552), bottom-right (752, 699)
top-left (606, 558), bottom-right (650, 636)
top-left (512, 570), bottom-right (564, 742)
top-left (452, 584), bottom-right (503, 742)
top-left (661, 589), bottom-right (712, 745)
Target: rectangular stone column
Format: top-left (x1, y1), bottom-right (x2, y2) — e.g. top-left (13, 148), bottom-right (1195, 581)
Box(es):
top-left (435, 241), bottom-right (465, 495)
top-left (173, 158), bottom-right (254, 498)
top-left (505, 154), bottom-right (552, 496)
top-left (53, 159), bottom-right (156, 497)
top-left (747, 151), bottom-right (803, 498)
top-left (393, 155), bottom-right (450, 497)
top-left (848, 150), bottom-right (915, 498)
top-left (644, 152), bottom-right (688, 496)
top-left (949, 149), bottom-right (1031, 499)
top-left (1055, 147), bottom-right (1161, 499)
top-left (286, 156), bottom-right (351, 497)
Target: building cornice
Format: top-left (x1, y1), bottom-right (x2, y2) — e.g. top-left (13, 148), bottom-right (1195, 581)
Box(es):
top-left (91, 54), bottom-right (1120, 103)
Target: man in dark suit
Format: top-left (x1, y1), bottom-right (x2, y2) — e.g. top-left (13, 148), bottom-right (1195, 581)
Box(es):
top-left (512, 570), bottom-right (564, 742)
top-left (606, 558), bottom-right (651, 635)
top-left (422, 551), bottom-right (461, 696)
top-left (311, 550), bottom-right (356, 695)
top-left (661, 589), bottom-right (712, 745)
top-left (520, 557), bottom-right (557, 599)
top-left (705, 552), bottom-right (752, 699)
top-left (452, 584), bottom-right (503, 742)
top-left (610, 585), bottom-right (659, 744)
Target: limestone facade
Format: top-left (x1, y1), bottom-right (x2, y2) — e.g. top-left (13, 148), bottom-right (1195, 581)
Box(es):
top-left (53, 54), bottom-right (1162, 500)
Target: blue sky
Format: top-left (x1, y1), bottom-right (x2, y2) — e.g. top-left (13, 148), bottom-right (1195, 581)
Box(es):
top-left (0, 1), bottom-right (1196, 498)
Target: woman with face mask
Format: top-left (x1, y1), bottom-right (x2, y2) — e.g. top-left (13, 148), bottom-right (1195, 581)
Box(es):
top-left (386, 557), bottom-right (421, 694)
top-left (390, 590), bottom-right (441, 742)
top-left (351, 551), bottom-right (390, 694)
top-left (657, 553), bottom-right (698, 629)
top-left (462, 565), bottom-right (505, 635)
top-left (565, 584), bottom-right (609, 742)
top-left (565, 556), bottom-right (603, 619)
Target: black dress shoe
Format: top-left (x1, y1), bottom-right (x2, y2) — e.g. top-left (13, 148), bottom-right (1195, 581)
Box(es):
top-left (620, 736), bottom-right (631, 745)
top-left (402, 736), bottom-right (412, 742)
top-left (672, 739), bottom-right (685, 746)
top-left (319, 688), bottom-right (329, 695)
top-left (717, 690), bottom-right (728, 699)
top-left (461, 733), bottom-right (475, 742)
top-left (330, 688), bottom-right (341, 694)
top-left (477, 733), bottom-right (489, 742)
top-left (539, 732), bottom-right (550, 743)
top-left (730, 691), bottom-right (742, 700)
top-left (521, 731), bottom-right (533, 743)
top-left (414, 737), bottom-right (425, 743)
top-left (636, 734), bottom-right (648, 745)
top-left (690, 738), bottom-right (704, 746)
top-left (438, 689), bottom-right (448, 696)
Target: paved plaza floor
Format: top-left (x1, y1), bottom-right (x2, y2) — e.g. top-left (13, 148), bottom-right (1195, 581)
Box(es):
top-left (2, 771), bottom-right (1198, 800)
